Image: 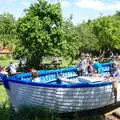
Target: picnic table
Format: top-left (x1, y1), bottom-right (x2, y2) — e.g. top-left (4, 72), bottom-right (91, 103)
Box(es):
top-left (40, 57), bottom-right (62, 69)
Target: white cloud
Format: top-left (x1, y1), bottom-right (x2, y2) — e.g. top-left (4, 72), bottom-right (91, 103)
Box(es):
top-left (6, 0), bottom-right (15, 1)
top-left (106, 2), bottom-right (120, 11)
top-left (75, 0), bottom-right (120, 11)
top-left (31, 0), bottom-right (72, 8)
top-left (75, 0), bottom-right (104, 10)
top-left (0, 0), bottom-right (15, 2)
top-left (20, 0), bottom-right (37, 7)
top-left (61, 1), bottom-right (72, 8)
top-left (47, 0), bottom-right (58, 4)
top-left (47, 0), bottom-right (71, 8)
top-left (21, 1), bottom-right (30, 7)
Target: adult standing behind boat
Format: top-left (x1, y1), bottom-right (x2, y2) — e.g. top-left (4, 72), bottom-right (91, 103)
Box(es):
top-left (111, 62), bottom-right (120, 79)
top-left (76, 53), bottom-right (84, 76)
top-left (76, 59), bottom-right (82, 76)
top-left (110, 62), bottom-right (120, 103)
top-left (109, 51), bottom-right (114, 60)
top-left (77, 53), bottom-right (89, 76)
top-left (93, 58), bottom-right (103, 74)
top-left (7, 62), bottom-right (16, 76)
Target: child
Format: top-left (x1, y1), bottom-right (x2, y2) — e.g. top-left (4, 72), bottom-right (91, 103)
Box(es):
top-left (88, 60), bottom-right (94, 76)
top-left (30, 68), bottom-right (40, 82)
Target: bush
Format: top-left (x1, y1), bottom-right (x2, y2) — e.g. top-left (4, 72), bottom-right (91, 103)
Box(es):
top-left (0, 55), bottom-right (10, 60)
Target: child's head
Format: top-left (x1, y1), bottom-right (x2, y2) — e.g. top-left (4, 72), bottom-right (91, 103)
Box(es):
top-left (32, 72), bottom-right (39, 78)
top-left (30, 68), bottom-right (39, 78)
top-left (89, 60), bottom-right (93, 65)
top-left (94, 58), bottom-right (98, 62)
top-left (118, 56), bottom-right (120, 61)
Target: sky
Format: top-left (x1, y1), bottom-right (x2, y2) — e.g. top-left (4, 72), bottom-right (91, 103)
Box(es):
top-left (0, 0), bottom-right (120, 24)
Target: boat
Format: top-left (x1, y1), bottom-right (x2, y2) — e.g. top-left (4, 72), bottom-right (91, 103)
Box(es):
top-left (0, 62), bottom-right (120, 113)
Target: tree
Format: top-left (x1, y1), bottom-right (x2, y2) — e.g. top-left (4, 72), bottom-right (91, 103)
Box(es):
top-left (0, 13), bottom-right (17, 50)
top-left (17, 0), bottom-right (63, 68)
top-left (61, 17), bottom-right (81, 63)
top-left (61, 18), bottom-right (98, 63)
top-left (89, 15), bottom-right (120, 55)
top-left (76, 23), bottom-right (99, 54)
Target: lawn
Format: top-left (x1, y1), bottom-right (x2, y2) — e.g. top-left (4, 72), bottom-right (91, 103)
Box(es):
top-left (0, 60), bottom-right (18, 67)
top-left (0, 85), bottom-right (8, 103)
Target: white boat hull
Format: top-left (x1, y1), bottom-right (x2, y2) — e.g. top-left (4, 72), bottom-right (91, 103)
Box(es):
top-left (6, 81), bottom-right (119, 113)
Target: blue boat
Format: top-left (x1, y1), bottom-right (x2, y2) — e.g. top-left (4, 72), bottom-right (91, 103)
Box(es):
top-left (1, 62), bottom-right (120, 113)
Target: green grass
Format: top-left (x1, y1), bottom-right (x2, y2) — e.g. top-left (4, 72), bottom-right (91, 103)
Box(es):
top-left (0, 85), bottom-right (8, 103)
top-left (0, 85), bottom-right (13, 120)
top-left (0, 60), bottom-right (18, 67)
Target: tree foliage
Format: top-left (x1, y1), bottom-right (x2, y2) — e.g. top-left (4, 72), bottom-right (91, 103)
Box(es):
top-left (17, 0), bottom-right (63, 68)
top-left (61, 18), bottom-right (81, 62)
top-left (0, 13), bottom-right (17, 49)
top-left (89, 14), bottom-right (120, 54)
top-left (61, 18), bottom-right (98, 62)
top-left (0, 5), bottom-right (119, 68)
top-left (75, 23), bottom-right (99, 53)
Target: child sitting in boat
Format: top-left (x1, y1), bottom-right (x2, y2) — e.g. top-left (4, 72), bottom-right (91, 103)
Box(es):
top-left (30, 68), bottom-right (40, 82)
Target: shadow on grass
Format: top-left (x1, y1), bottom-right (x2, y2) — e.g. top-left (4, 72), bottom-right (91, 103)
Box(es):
top-left (0, 102), bottom-right (105, 120)
top-left (14, 106), bottom-right (61, 120)
top-left (0, 103), bottom-right (61, 120)
top-left (0, 102), bottom-right (14, 120)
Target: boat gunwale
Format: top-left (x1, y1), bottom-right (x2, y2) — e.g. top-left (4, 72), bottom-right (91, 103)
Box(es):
top-left (6, 76), bottom-right (114, 88)
top-left (2, 62), bottom-right (114, 88)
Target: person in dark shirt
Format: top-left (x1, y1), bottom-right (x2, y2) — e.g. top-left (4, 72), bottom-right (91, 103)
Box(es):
top-left (88, 60), bottom-right (94, 76)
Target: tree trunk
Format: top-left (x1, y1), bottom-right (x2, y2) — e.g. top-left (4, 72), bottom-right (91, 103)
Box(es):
top-left (26, 54), bottom-right (42, 69)
top-left (68, 56), bottom-right (74, 65)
